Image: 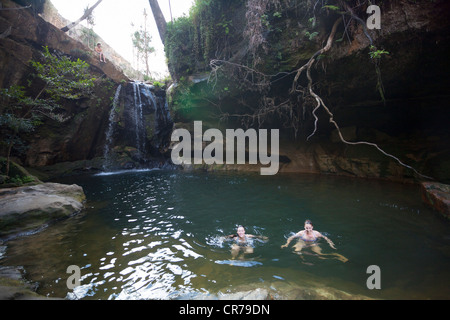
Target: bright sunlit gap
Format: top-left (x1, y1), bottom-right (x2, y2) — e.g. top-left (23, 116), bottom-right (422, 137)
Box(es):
top-left (50, 0), bottom-right (194, 78)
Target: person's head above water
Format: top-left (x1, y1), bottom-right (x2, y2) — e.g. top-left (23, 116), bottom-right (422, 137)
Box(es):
top-left (236, 225), bottom-right (246, 238)
top-left (304, 220), bottom-right (313, 233)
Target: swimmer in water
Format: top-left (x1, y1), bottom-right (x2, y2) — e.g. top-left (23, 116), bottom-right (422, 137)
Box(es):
top-left (281, 220), bottom-right (348, 263)
top-left (224, 225), bottom-right (268, 259)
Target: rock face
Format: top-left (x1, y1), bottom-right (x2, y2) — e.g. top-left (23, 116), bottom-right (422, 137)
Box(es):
top-left (166, 0), bottom-right (450, 183)
top-left (39, 0), bottom-right (141, 80)
top-left (0, 0), bottom-right (128, 169)
top-left (102, 82), bottom-right (174, 171)
top-left (0, 1), bottom-right (118, 172)
top-left (0, 183), bottom-right (85, 238)
top-left (421, 182), bottom-right (450, 219)
top-left (0, 1), bottom-right (175, 173)
top-left (0, 0), bottom-right (128, 89)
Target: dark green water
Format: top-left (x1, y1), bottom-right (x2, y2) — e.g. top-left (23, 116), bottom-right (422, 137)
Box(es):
top-left (2, 170), bottom-right (450, 299)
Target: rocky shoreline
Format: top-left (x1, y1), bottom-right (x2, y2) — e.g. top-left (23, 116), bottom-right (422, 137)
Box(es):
top-left (0, 181), bottom-right (85, 299)
top-left (0, 265), bottom-right (62, 300)
top-left (0, 182), bottom-right (85, 240)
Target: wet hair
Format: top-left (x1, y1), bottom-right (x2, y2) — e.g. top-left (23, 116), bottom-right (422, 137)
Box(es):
top-left (304, 219), bottom-right (313, 226)
top-left (232, 225), bottom-right (245, 238)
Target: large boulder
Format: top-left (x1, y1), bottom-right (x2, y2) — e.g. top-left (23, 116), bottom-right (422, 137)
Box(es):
top-left (0, 183), bottom-right (85, 238)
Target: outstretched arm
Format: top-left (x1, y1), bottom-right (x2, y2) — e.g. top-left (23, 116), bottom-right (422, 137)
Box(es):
top-left (281, 232), bottom-right (300, 248)
top-left (318, 232), bottom-right (336, 249)
top-left (248, 234), bottom-right (269, 241)
top-left (222, 234), bottom-right (236, 240)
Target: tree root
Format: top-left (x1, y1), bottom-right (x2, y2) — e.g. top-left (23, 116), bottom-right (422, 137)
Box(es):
top-left (209, 12), bottom-right (433, 181)
top-left (291, 17), bottom-right (433, 180)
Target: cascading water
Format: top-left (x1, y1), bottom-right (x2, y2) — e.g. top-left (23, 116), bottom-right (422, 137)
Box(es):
top-left (132, 82), bottom-right (146, 161)
top-left (102, 81), bottom-right (173, 172)
top-left (103, 84), bottom-right (122, 171)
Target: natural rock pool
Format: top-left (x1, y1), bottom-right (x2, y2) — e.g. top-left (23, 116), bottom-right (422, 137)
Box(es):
top-left (2, 170), bottom-right (449, 299)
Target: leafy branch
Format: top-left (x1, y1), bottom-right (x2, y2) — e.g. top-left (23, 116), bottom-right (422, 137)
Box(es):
top-left (1, 46), bottom-right (95, 177)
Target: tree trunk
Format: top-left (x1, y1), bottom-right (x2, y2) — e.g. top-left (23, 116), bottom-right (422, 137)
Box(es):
top-left (61, 0), bottom-right (103, 33)
top-left (148, 0), bottom-right (167, 44)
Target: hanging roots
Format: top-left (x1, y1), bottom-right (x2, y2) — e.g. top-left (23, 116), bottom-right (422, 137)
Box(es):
top-left (209, 3), bottom-right (433, 180)
top-left (290, 17), bottom-right (433, 180)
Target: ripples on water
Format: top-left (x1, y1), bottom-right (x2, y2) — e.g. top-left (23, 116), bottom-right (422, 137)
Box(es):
top-left (2, 170), bottom-right (450, 300)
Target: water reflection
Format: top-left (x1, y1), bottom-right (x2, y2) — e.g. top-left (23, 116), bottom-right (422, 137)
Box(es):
top-left (2, 171), bottom-right (450, 300)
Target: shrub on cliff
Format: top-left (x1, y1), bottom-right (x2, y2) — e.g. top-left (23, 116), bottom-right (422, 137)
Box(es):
top-left (0, 46), bottom-right (95, 176)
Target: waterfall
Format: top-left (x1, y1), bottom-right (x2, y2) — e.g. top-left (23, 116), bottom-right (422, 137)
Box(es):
top-left (101, 81), bottom-right (173, 172)
top-left (103, 84), bottom-right (122, 171)
top-left (132, 82), bottom-right (147, 161)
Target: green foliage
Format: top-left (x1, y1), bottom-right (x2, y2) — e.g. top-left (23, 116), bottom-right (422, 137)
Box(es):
top-left (305, 31), bottom-right (319, 41)
top-left (30, 46), bottom-right (95, 100)
top-left (0, 85), bottom-right (41, 134)
top-left (273, 11), bottom-right (282, 18)
top-left (132, 30), bottom-right (155, 56)
top-left (0, 157), bottom-right (36, 186)
top-left (0, 85), bottom-right (46, 176)
top-left (165, 0), bottom-right (241, 78)
top-left (152, 81), bottom-right (163, 89)
top-left (321, 5), bottom-right (341, 11)
top-left (260, 13), bottom-right (283, 34)
top-left (131, 9), bottom-right (155, 78)
top-left (368, 46), bottom-right (389, 102)
top-left (369, 46), bottom-right (390, 59)
top-left (5, 175), bottom-right (34, 185)
top-left (1, 46), bottom-right (96, 176)
top-left (216, 15), bottom-right (232, 35)
top-left (165, 16), bottom-right (195, 77)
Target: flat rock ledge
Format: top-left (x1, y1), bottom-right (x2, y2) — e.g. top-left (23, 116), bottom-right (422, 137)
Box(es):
top-left (0, 182), bottom-right (86, 238)
top-left (421, 182), bottom-right (450, 219)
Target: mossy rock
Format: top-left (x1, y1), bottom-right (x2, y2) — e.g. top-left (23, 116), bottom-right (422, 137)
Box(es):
top-left (0, 158), bottom-right (41, 189)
